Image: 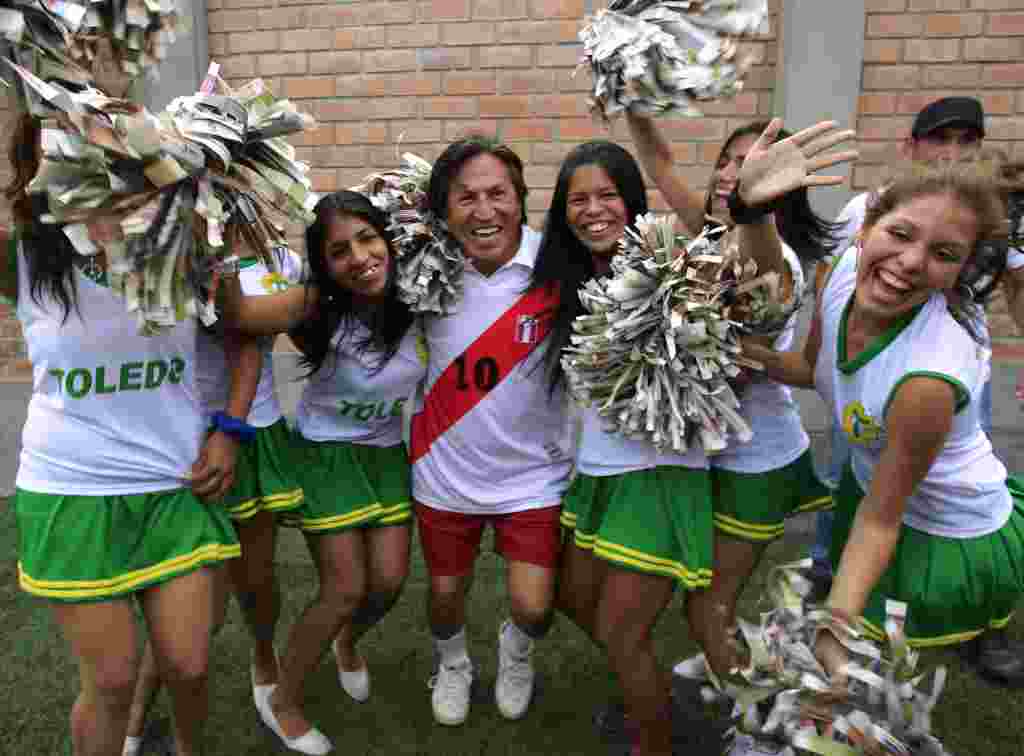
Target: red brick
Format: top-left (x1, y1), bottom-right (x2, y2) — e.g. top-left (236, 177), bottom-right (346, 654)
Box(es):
top-left (364, 50), bottom-right (417, 73)
top-left (984, 64), bottom-right (1024, 87)
top-left (221, 0), bottom-right (271, 7)
top-left (742, 64), bottom-right (778, 90)
top-left (530, 141), bottom-right (572, 165)
top-left (897, 91), bottom-right (957, 114)
top-left (356, 27), bottom-right (390, 49)
top-left (503, 121), bottom-right (555, 142)
top-left (655, 118), bottom-right (727, 141)
top-left (922, 12), bottom-right (983, 36)
top-left (389, 120), bottom-right (444, 144)
top-left (479, 95), bottom-right (532, 118)
top-left (444, 72), bottom-right (496, 95)
top-left (258, 52), bottom-right (307, 76)
top-left (283, 76), bottom-right (335, 99)
top-left (856, 116), bottom-right (910, 140)
top-left (422, 96), bottom-right (479, 119)
top-left (988, 12), bottom-right (1024, 35)
top-left (498, 70), bottom-right (555, 94)
top-left (334, 74), bottom-right (366, 97)
top-left (558, 118), bottom-right (605, 141)
top-left (555, 68), bottom-right (593, 93)
top-left (292, 126), bottom-right (337, 147)
top-left (865, 0), bottom-right (907, 10)
top-left (904, 38), bottom-right (960, 61)
top-left (969, 0), bottom-right (1024, 8)
top-left (698, 91), bottom-right (760, 117)
top-left (479, 45), bottom-right (533, 69)
top-left (908, 0), bottom-right (964, 9)
top-left (219, 55), bottom-right (257, 78)
top-left (527, 164), bottom-right (559, 188)
top-left (419, 0), bottom-right (470, 20)
top-left (362, 73), bottom-right (441, 97)
top-left (441, 21), bottom-right (496, 45)
top-left (964, 36), bottom-right (1024, 61)
top-left (389, 24), bottom-right (440, 47)
top-left (334, 29), bottom-right (358, 49)
top-left (862, 64), bottom-right (922, 89)
top-left (208, 32), bottom-right (228, 57)
top-left (986, 117), bottom-right (1024, 141)
top-left (309, 51), bottom-right (361, 75)
top-left (529, 0), bottom-right (584, 18)
top-left (867, 13), bottom-right (924, 37)
top-left (228, 30), bottom-right (278, 53)
top-left (445, 120), bottom-right (499, 141)
top-left (532, 94), bottom-right (590, 118)
top-left (497, 20), bottom-right (579, 43)
top-left (922, 62), bottom-right (982, 86)
top-left (278, 28), bottom-right (335, 52)
top-left (309, 169), bottom-right (339, 193)
top-left (978, 91), bottom-right (1015, 115)
top-left (536, 44), bottom-right (582, 68)
top-left (313, 145), bottom-right (367, 167)
top-left (858, 93), bottom-right (901, 115)
top-left (473, 0), bottom-right (528, 19)
top-left (863, 39), bottom-right (905, 63)
top-left (418, 47), bottom-right (473, 70)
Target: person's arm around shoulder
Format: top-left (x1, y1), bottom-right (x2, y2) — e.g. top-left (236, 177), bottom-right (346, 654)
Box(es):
top-left (626, 111), bottom-right (707, 236)
top-left (219, 272), bottom-right (319, 337)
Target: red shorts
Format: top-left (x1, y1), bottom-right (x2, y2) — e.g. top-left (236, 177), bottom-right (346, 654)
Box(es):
top-left (415, 503), bottom-right (562, 577)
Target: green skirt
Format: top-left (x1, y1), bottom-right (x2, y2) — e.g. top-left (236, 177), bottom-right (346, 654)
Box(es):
top-left (16, 487), bottom-right (240, 603)
top-left (561, 466), bottom-right (713, 590)
top-left (221, 418), bottom-right (304, 520)
top-left (712, 449), bottom-right (833, 543)
top-left (831, 465), bottom-right (1024, 647)
top-left (280, 436), bottom-right (413, 534)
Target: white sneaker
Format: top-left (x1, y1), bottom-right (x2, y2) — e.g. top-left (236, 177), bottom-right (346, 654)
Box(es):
top-left (429, 658), bottom-right (473, 726)
top-left (332, 638), bottom-right (370, 702)
top-left (495, 623), bottom-right (535, 720)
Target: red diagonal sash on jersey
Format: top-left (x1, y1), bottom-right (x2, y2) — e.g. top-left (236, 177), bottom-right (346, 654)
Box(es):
top-left (410, 284), bottom-right (558, 463)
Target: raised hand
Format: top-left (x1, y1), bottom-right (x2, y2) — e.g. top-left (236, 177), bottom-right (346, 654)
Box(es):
top-left (739, 119), bottom-right (859, 208)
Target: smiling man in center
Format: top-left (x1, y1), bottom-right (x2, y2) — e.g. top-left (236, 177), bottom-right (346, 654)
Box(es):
top-left (409, 136), bottom-right (572, 727)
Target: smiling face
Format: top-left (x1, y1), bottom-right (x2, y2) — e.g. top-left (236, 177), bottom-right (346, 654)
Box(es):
top-left (322, 212), bottom-right (390, 300)
top-left (854, 192), bottom-right (979, 325)
top-left (709, 133), bottom-right (758, 220)
top-left (565, 164), bottom-right (629, 258)
top-left (445, 153), bottom-right (524, 276)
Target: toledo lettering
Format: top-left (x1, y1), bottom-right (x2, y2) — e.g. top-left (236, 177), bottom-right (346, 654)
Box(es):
top-left (49, 357), bottom-right (186, 399)
top-left (338, 397), bottom-right (406, 422)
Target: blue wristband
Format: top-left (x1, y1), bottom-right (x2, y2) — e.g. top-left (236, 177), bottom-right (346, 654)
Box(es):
top-left (211, 411), bottom-right (257, 443)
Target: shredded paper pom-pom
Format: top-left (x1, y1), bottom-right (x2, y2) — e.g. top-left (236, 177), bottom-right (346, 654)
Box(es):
top-left (8, 60), bottom-right (316, 334)
top-left (561, 215), bottom-right (800, 455)
top-left (678, 560), bottom-right (952, 756)
top-left (578, 0), bottom-right (769, 121)
top-left (354, 152), bottom-right (465, 316)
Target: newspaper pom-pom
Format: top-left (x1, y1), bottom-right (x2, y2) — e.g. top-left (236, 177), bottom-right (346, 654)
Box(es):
top-left (578, 0), bottom-right (769, 121)
top-left (679, 560), bottom-right (952, 756)
top-left (354, 152), bottom-right (465, 315)
top-left (560, 215), bottom-right (799, 454)
top-left (8, 60), bottom-right (316, 334)
top-left (0, 0), bottom-right (178, 90)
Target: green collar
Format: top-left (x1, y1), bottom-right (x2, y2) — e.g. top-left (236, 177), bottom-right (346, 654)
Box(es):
top-left (837, 294), bottom-right (925, 374)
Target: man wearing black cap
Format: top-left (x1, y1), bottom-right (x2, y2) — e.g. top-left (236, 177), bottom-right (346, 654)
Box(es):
top-left (809, 96), bottom-right (1024, 688)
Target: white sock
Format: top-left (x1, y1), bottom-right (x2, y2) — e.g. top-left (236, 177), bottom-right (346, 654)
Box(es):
top-left (501, 620), bottom-right (533, 656)
top-left (122, 736), bottom-right (142, 756)
top-left (434, 627), bottom-right (470, 667)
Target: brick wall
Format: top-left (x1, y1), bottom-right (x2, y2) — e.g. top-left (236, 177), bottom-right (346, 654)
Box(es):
top-left (1, 0), bottom-right (1023, 376)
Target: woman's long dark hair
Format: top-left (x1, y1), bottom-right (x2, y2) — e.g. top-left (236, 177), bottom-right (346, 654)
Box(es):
top-left (707, 121), bottom-right (843, 261)
top-left (531, 141), bottom-right (649, 392)
top-left (5, 113), bottom-right (80, 322)
top-left (290, 190), bottom-right (413, 377)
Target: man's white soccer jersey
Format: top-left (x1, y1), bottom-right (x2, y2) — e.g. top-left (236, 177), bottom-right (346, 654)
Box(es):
top-left (16, 245), bottom-right (203, 494)
top-left (194, 253), bottom-right (303, 427)
top-left (814, 248), bottom-right (1010, 538)
top-left (295, 320), bottom-right (426, 447)
top-left (712, 244), bottom-right (810, 473)
top-left (412, 227), bottom-right (573, 513)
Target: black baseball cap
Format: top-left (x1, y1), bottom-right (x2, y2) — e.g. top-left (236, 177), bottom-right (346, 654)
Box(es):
top-left (911, 97), bottom-right (985, 139)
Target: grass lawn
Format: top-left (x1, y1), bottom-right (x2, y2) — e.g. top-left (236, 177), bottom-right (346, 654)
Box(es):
top-left (2, 496), bottom-right (1023, 756)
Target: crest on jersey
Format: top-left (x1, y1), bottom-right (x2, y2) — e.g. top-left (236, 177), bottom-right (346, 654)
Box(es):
top-left (515, 315), bottom-right (539, 344)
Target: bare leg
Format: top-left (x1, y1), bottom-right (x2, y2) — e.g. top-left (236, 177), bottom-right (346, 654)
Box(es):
top-left (51, 600), bottom-right (140, 756)
top-left (141, 566), bottom-right (220, 756)
top-left (595, 568), bottom-right (676, 756)
top-left (334, 523), bottom-right (411, 672)
top-left (555, 541), bottom-right (607, 643)
top-left (687, 534), bottom-right (765, 679)
top-left (271, 529), bottom-right (367, 737)
top-left (229, 510), bottom-right (281, 685)
top-left (124, 642), bottom-right (159, 743)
